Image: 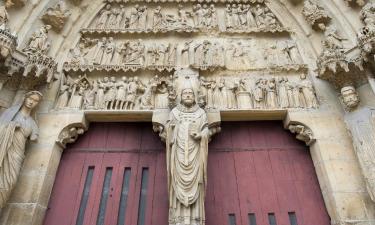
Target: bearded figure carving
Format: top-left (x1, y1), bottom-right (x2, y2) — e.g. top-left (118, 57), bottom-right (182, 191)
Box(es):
top-left (166, 88), bottom-right (209, 225)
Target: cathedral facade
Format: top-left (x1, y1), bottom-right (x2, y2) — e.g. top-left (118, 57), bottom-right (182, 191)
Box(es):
top-left (0, 0), bottom-right (374, 224)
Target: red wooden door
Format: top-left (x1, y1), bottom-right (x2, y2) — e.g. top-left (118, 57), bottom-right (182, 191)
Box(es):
top-left (43, 122), bottom-right (330, 225)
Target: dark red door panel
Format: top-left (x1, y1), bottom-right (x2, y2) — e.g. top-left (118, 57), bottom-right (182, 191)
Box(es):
top-left (44, 122), bottom-right (330, 225)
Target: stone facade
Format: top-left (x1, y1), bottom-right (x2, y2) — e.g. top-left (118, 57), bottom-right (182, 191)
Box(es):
top-left (0, 0), bottom-right (375, 224)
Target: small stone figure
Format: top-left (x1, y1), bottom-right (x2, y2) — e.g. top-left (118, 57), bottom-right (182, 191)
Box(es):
top-left (115, 76), bottom-right (128, 110)
top-left (95, 5), bottom-right (111, 29)
top-left (24, 25), bottom-right (52, 54)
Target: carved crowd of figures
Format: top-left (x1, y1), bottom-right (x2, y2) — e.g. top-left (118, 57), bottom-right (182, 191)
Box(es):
top-left (89, 3), bottom-right (283, 33)
top-left (93, 4), bottom-right (217, 31)
top-left (55, 74), bottom-right (318, 111)
top-left (55, 74), bottom-right (175, 110)
top-left (67, 38), bottom-right (302, 69)
top-left (199, 76), bottom-right (318, 110)
top-left (225, 4), bottom-right (282, 31)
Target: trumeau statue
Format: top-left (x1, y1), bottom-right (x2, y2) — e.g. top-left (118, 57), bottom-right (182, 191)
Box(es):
top-left (165, 87), bottom-right (209, 225)
top-left (0, 91), bottom-right (42, 208)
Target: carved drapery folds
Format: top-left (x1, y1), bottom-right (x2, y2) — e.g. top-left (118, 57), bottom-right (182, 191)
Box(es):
top-left (302, 0), bottom-right (331, 31)
top-left (317, 26), bottom-right (365, 110)
top-left (57, 124), bottom-right (86, 148)
top-left (41, 1), bottom-right (72, 32)
top-left (288, 124), bottom-right (315, 146)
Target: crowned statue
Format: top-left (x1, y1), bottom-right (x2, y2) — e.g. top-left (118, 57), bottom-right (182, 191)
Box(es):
top-left (165, 83), bottom-right (209, 225)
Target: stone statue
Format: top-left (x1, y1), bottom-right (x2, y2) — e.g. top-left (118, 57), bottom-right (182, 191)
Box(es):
top-left (300, 77), bottom-right (318, 109)
top-left (236, 79), bottom-right (252, 109)
top-left (24, 25), bottom-right (52, 54)
top-left (165, 88), bottom-right (209, 225)
top-left (115, 76), bottom-right (128, 110)
top-left (267, 78), bottom-right (278, 109)
top-left (95, 5), bottom-right (111, 29)
top-left (0, 91), bottom-right (42, 208)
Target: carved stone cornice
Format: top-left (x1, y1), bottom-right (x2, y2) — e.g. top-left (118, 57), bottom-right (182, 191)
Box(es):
top-left (56, 124), bottom-right (86, 148)
top-left (288, 124), bottom-right (315, 146)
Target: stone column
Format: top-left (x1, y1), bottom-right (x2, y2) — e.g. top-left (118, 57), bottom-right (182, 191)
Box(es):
top-left (286, 110), bottom-right (375, 225)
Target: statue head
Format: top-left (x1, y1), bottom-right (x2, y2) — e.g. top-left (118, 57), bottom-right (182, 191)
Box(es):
top-left (341, 86), bottom-right (359, 109)
top-left (24, 91), bottom-right (43, 110)
top-left (181, 88), bottom-right (195, 108)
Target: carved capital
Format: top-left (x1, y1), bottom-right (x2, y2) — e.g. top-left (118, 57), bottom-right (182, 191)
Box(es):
top-left (288, 124), bottom-right (315, 146)
top-left (57, 124), bottom-right (86, 148)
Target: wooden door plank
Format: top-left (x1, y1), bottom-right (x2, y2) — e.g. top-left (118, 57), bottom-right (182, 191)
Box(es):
top-left (150, 152), bottom-right (168, 225)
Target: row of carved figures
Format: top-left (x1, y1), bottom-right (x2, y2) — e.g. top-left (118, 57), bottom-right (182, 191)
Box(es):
top-left (89, 3), bottom-right (283, 32)
top-left (68, 38), bottom-right (302, 69)
top-left (55, 74), bottom-right (318, 111)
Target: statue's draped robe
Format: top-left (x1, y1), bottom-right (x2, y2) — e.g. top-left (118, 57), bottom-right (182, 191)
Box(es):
top-left (0, 105), bottom-right (38, 208)
top-left (166, 104), bottom-right (209, 225)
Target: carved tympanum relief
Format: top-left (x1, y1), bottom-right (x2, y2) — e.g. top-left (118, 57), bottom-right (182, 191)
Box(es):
top-left (0, 91), bottom-right (42, 208)
top-left (82, 2), bottom-right (285, 34)
top-left (54, 71), bottom-right (318, 111)
top-left (64, 37), bottom-right (305, 72)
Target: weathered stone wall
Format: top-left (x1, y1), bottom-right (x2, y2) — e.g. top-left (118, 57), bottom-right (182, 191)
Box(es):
top-left (0, 0), bottom-right (375, 224)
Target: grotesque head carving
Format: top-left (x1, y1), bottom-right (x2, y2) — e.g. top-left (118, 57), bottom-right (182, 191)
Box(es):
top-left (341, 86), bottom-right (359, 109)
